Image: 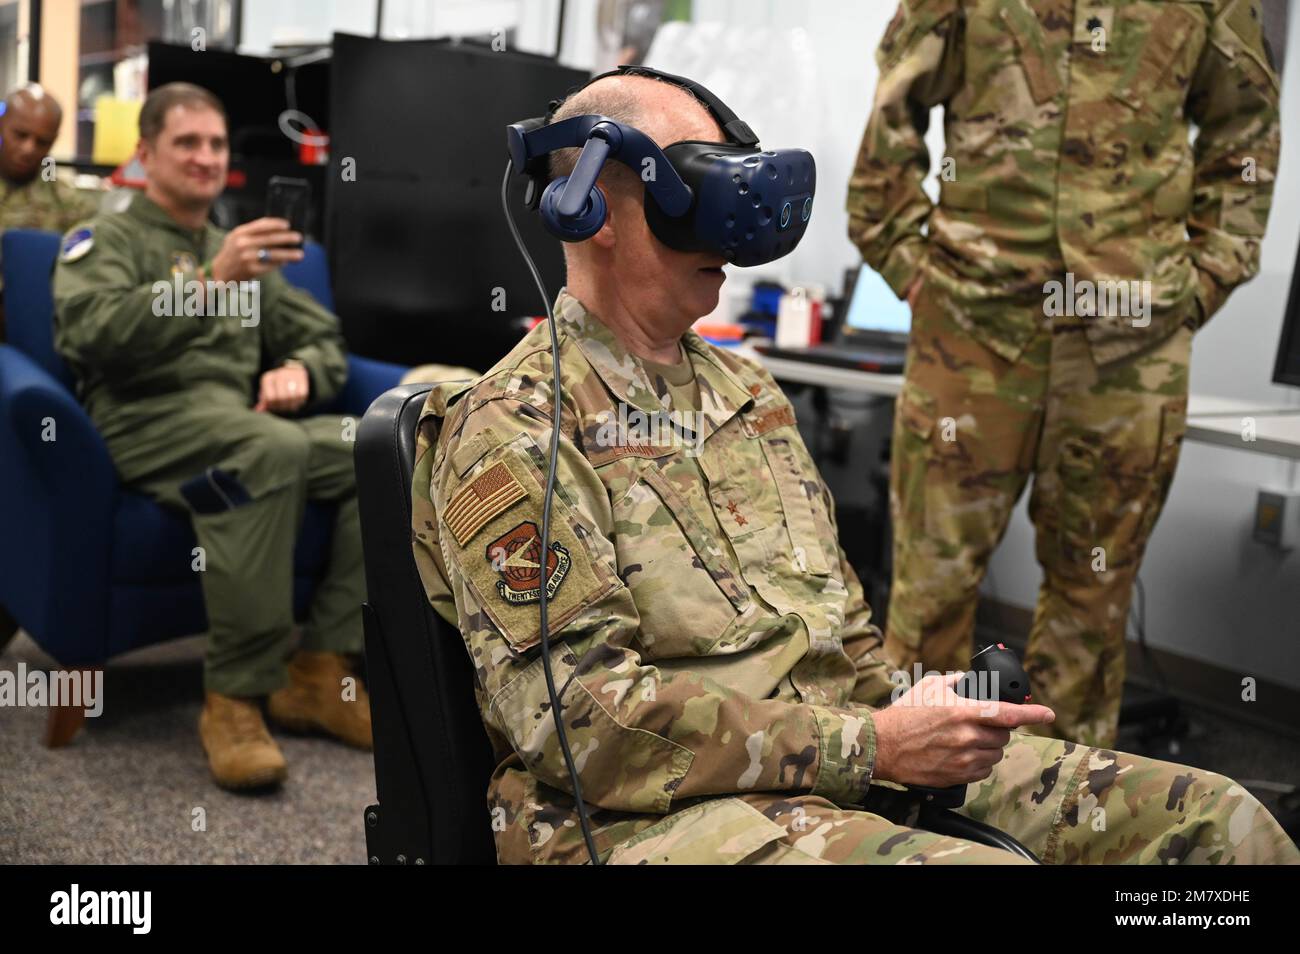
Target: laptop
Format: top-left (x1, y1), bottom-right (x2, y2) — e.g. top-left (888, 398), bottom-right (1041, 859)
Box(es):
top-left (755, 264), bottom-right (911, 373)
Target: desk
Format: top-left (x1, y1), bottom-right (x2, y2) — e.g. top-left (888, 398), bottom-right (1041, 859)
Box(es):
top-left (739, 345), bottom-right (903, 396)
top-left (745, 346), bottom-right (1300, 461)
top-left (1185, 411), bottom-right (1300, 461)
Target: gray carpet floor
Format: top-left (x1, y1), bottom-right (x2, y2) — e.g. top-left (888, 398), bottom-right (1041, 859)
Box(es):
top-left (0, 632), bottom-right (374, 864)
top-left (2, 629), bottom-right (1297, 863)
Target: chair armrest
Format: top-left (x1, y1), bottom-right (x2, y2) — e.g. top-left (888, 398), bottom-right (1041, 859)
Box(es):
top-left (0, 345), bottom-right (116, 659)
top-left (328, 353), bottom-right (410, 417)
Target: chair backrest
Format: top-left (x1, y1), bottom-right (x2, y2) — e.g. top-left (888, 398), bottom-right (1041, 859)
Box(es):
top-left (282, 240), bottom-right (334, 311)
top-left (355, 383), bottom-right (497, 865)
top-left (2, 230), bottom-right (333, 390)
top-left (2, 228), bottom-right (73, 389)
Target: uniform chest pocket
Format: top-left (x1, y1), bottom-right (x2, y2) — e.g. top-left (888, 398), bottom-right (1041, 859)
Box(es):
top-left (759, 435), bottom-right (834, 577)
top-left (1109, 1), bottom-right (1210, 118)
top-left (998, 0), bottom-right (1062, 104)
top-left (611, 467), bottom-right (749, 659)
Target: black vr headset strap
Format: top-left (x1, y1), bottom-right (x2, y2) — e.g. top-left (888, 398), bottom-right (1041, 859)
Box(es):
top-left (549, 64), bottom-right (760, 148)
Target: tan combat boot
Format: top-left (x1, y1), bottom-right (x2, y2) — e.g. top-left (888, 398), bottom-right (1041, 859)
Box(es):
top-left (266, 650), bottom-right (373, 750)
top-left (199, 691), bottom-right (288, 790)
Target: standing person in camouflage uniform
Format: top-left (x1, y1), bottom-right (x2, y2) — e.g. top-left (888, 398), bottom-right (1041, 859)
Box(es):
top-left (0, 84), bottom-right (97, 339)
top-left (411, 73), bottom-right (1296, 864)
top-left (52, 83), bottom-right (371, 790)
top-left (848, 0), bottom-right (1281, 747)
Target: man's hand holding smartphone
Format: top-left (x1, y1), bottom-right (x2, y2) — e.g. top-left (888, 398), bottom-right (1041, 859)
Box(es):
top-left (208, 217), bottom-right (303, 283)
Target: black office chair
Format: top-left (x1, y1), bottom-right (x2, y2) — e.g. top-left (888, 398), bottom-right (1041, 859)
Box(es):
top-left (355, 383), bottom-right (496, 865)
top-left (356, 383), bottom-right (1036, 864)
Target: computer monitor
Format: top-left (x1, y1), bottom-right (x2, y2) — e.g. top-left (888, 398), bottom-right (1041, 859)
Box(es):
top-left (843, 263), bottom-right (912, 337)
top-left (1272, 236), bottom-right (1300, 388)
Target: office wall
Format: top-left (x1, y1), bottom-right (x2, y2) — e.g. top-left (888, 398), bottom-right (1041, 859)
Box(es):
top-left (676, 1), bottom-right (1300, 689)
top-left (239, 0), bottom-right (561, 57)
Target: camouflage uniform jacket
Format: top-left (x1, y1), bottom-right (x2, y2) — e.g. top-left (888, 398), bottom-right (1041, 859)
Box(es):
top-left (0, 172), bottom-right (96, 295)
top-left (412, 290), bottom-right (897, 863)
top-left (847, 0), bottom-right (1281, 365)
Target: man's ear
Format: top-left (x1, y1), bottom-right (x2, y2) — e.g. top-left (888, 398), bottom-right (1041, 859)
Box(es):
top-left (589, 185), bottom-right (617, 251)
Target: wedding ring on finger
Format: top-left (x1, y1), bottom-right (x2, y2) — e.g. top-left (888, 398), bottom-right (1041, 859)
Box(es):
top-left (257, 248), bottom-right (270, 263)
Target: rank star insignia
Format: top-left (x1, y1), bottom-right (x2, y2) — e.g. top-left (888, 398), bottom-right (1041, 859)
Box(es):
top-left (487, 521), bottom-right (571, 605)
top-left (726, 499), bottom-right (748, 527)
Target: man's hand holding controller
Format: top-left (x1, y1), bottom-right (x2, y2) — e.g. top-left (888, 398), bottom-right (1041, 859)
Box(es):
top-left (872, 670), bottom-right (1055, 789)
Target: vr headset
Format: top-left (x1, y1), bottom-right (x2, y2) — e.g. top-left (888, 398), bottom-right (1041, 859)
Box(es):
top-left (506, 65), bottom-right (816, 268)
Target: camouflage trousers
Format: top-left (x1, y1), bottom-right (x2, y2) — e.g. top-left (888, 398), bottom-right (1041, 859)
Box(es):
top-left (511, 730), bottom-right (1297, 864)
top-left (885, 284), bottom-right (1191, 747)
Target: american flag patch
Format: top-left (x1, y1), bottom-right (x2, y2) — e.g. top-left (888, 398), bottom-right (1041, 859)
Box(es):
top-left (444, 461), bottom-right (527, 546)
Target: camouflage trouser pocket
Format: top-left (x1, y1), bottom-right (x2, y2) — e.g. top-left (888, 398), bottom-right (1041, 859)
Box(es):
top-left (1044, 394), bottom-right (1188, 575)
top-left (890, 381), bottom-right (937, 544)
top-left (605, 797), bottom-right (787, 865)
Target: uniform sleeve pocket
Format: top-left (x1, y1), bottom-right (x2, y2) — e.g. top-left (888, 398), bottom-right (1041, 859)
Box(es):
top-left (1220, 188), bottom-right (1269, 237)
top-left (443, 449), bottom-right (618, 655)
top-left (879, 0), bottom-right (960, 67)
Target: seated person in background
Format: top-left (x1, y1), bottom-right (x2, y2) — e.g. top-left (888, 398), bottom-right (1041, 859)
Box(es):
top-left (52, 82), bottom-right (371, 791)
top-left (411, 72), bottom-right (1298, 864)
top-left (0, 83), bottom-right (97, 339)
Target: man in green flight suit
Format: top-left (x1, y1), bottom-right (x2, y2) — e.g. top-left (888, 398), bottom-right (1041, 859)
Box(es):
top-left (52, 82), bottom-right (371, 790)
top-left (410, 71), bottom-right (1297, 865)
top-left (848, 0), bottom-right (1281, 747)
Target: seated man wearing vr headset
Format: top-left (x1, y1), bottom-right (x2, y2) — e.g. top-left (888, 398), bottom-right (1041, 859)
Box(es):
top-left (411, 68), bottom-right (1297, 865)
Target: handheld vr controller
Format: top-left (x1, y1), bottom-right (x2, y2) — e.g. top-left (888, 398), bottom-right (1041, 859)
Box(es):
top-left (958, 642), bottom-right (1033, 706)
top-left (912, 643), bottom-right (1033, 810)
top-left (908, 644), bottom-right (1041, 862)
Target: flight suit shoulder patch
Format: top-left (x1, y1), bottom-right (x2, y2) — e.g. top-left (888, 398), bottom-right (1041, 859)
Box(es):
top-left (60, 226), bottom-right (95, 263)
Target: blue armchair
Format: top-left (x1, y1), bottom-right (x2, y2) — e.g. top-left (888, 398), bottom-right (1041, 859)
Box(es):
top-left (0, 228), bottom-right (407, 744)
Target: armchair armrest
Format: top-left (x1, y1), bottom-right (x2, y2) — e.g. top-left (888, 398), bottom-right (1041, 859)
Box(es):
top-left (0, 344), bottom-right (116, 660)
top-left (328, 353), bottom-right (410, 417)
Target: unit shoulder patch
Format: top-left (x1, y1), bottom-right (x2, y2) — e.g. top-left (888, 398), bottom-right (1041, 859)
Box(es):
top-left (60, 227), bottom-right (94, 263)
top-left (487, 521), bottom-right (571, 605)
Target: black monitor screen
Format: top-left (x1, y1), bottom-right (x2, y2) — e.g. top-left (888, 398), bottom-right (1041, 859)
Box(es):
top-left (326, 34), bottom-right (587, 371)
top-left (1273, 236), bottom-right (1300, 388)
